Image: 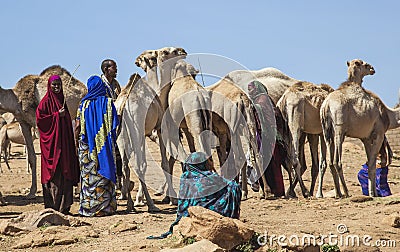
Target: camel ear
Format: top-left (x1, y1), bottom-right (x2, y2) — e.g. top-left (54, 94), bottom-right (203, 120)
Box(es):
top-left (347, 61), bottom-right (350, 66)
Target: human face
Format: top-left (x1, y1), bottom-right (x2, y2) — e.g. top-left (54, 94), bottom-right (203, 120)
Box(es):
top-left (248, 83), bottom-right (256, 96)
top-left (50, 79), bottom-right (62, 93)
top-left (106, 62), bottom-right (117, 79)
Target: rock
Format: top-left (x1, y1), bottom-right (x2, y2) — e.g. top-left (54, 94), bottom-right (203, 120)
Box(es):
top-left (341, 244), bottom-right (381, 251)
top-left (350, 195), bottom-right (373, 203)
top-left (0, 208), bottom-right (90, 236)
top-left (12, 226), bottom-right (97, 249)
top-left (382, 215), bottom-right (400, 228)
top-left (109, 220), bottom-right (138, 234)
top-left (174, 206), bottom-right (254, 251)
top-left (160, 239), bottom-right (224, 252)
top-left (285, 244), bottom-right (320, 252)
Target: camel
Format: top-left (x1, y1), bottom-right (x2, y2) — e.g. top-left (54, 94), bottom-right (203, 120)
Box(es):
top-left (224, 67), bottom-right (300, 104)
top-left (135, 48), bottom-right (212, 204)
top-left (206, 77), bottom-right (268, 199)
top-left (276, 59), bottom-right (376, 198)
top-left (114, 73), bottom-right (168, 212)
top-left (0, 122), bottom-right (38, 173)
top-left (277, 82), bottom-right (334, 197)
top-left (0, 65), bottom-right (87, 198)
top-left (320, 81), bottom-right (400, 197)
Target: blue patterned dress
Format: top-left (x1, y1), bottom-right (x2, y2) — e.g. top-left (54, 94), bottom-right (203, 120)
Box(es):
top-left (77, 76), bottom-right (119, 217)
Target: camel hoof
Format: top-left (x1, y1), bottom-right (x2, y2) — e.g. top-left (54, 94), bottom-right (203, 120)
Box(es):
top-left (286, 192), bottom-right (298, 199)
top-left (169, 198), bottom-right (178, 206)
top-left (302, 191), bottom-right (311, 199)
top-left (154, 191), bottom-right (164, 196)
top-left (134, 201), bottom-right (146, 207)
top-left (148, 206), bottom-right (161, 213)
top-left (161, 196), bottom-right (171, 204)
top-left (117, 194), bottom-right (127, 200)
top-left (26, 193), bottom-right (36, 199)
top-left (126, 206), bottom-right (137, 213)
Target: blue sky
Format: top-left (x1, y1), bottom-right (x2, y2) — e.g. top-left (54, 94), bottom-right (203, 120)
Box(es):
top-left (2, 1), bottom-right (399, 106)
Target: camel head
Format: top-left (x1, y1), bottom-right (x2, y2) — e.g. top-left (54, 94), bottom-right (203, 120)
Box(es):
top-left (347, 59), bottom-right (375, 85)
top-left (157, 46), bottom-right (187, 63)
top-left (12, 74), bottom-right (40, 127)
top-left (135, 50), bottom-right (158, 72)
top-left (172, 59), bottom-right (198, 79)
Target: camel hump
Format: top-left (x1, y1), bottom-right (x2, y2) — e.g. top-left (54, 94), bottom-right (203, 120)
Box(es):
top-left (121, 73), bottom-right (142, 97)
top-left (287, 81), bottom-right (333, 108)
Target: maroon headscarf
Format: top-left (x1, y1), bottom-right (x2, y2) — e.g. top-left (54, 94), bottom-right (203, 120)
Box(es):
top-left (36, 75), bottom-right (79, 185)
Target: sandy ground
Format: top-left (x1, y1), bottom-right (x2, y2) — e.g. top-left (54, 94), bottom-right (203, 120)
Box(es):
top-left (0, 138), bottom-right (400, 252)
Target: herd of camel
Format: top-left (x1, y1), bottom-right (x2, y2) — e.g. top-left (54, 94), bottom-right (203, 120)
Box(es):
top-left (0, 46), bottom-right (399, 212)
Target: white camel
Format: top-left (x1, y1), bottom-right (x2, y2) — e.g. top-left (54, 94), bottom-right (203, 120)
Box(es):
top-left (135, 48), bottom-right (211, 204)
top-left (224, 67), bottom-right (300, 104)
top-left (115, 73), bottom-right (168, 212)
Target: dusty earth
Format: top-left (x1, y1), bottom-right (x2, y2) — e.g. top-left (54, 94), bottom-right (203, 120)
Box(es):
top-left (0, 138), bottom-right (400, 252)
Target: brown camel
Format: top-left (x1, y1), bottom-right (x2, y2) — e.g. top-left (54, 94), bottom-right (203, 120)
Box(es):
top-left (0, 65), bottom-right (86, 198)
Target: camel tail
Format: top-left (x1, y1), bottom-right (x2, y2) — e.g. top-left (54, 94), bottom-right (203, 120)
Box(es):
top-left (320, 106), bottom-right (333, 145)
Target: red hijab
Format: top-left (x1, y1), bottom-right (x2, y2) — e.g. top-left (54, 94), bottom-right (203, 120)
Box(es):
top-left (36, 75), bottom-right (79, 185)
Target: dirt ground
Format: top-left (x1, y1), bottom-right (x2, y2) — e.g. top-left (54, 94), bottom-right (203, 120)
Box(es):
top-left (0, 138), bottom-right (399, 252)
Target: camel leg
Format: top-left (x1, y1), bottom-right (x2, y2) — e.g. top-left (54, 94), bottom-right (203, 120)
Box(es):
top-left (232, 133), bottom-right (247, 199)
top-left (133, 136), bottom-right (160, 212)
top-left (307, 134), bottom-right (320, 196)
top-left (122, 151), bottom-right (136, 212)
top-left (318, 125), bottom-right (340, 198)
top-left (217, 133), bottom-right (228, 176)
top-left (290, 130), bottom-right (310, 198)
top-left (332, 130), bottom-right (344, 198)
top-left (3, 139), bottom-right (12, 172)
top-left (317, 135), bottom-right (327, 195)
top-left (158, 129), bottom-right (178, 205)
top-left (182, 128), bottom-right (196, 153)
top-left (25, 146), bottom-right (31, 174)
top-left (20, 122), bottom-right (36, 199)
top-left (362, 137), bottom-right (383, 197)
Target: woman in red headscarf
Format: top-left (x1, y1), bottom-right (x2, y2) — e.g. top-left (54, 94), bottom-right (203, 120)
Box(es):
top-left (36, 75), bottom-right (80, 214)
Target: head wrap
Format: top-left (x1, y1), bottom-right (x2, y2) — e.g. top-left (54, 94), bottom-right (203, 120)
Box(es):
top-left (182, 152), bottom-right (209, 172)
top-left (48, 75), bottom-right (61, 86)
top-left (248, 80), bottom-right (268, 99)
top-left (80, 75), bottom-right (106, 103)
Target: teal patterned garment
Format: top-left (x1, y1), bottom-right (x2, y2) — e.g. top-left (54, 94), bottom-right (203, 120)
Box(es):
top-left (147, 152), bottom-right (241, 239)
